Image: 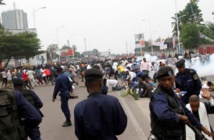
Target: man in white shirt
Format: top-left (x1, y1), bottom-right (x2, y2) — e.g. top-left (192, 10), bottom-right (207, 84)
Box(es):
top-left (151, 62), bottom-right (158, 83)
top-left (185, 88), bottom-right (214, 140)
top-left (6, 70), bottom-right (13, 87)
top-left (140, 58), bottom-right (150, 74)
top-left (27, 69), bottom-right (37, 87)
top-left (125, 71), bottom-right (136, 81)
top-left (106, 79), bottom-right (125, 91)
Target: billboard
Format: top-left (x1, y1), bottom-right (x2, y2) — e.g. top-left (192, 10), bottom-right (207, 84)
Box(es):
top-left (61, 49), bottom-right (74, 57)
top-left (135, 33), bottom-right (145, 48)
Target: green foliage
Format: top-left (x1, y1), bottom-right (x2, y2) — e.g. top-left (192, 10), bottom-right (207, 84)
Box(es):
top-left (0, 31), bottom-right (42, 59)
top-left (172, 1), bottom-right (203, 36)
top-left (181, 2), bottom-right (203, 25)
top-left (0, 24), bottom-right (42, 68)
top-left (127, 89), bottom-right (139, 100)
top-left (47, 44), bottom-right (58, 52)
top-left (92, 49), bottom-right (99, 56)
top-left (181, 23), bottom-right (200, 49)
top-left (74, 52), bottom-right (81, 58)
top-left (60, 45), bottom-right (71, 50)
top-left (206, 22), bottom-right (214, 38)
top-left (72, 45), bottom-right (77, 52)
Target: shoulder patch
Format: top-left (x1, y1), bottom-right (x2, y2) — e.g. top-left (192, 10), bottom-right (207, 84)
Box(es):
top-left (193, 74), bottom-right (198, 80)
top-left (190, 70), bottom-right (194, 74)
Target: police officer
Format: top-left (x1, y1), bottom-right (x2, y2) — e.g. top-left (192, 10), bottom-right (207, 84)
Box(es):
top-left (150, 66), bottom-right (213, 140)
top-left (12, 78), bottom-right (43, 140)
top-left (74, 68), bottom-right (127, 140)
top-left (52, 67), bottom-right (72, 127)
top-left (175, 59), bottom-right (202, 104)
top-left (0, 87), bottom-right (42, 140)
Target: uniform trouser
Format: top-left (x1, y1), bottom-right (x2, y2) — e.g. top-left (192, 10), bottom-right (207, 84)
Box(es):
top-left (24, 126), bottom-right (41, 140)
top-left (60, 96), bottom-right (71, 119)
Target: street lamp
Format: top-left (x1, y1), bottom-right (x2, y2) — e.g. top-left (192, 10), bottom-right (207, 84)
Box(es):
top-left (33, 7), bottom-right (46, 29)
top-left (174, 0), bottom-right (187, 55)
top-left (175, 14), bottom-right (186, 55)
top-left (142, 19), bottom-right (153, 55)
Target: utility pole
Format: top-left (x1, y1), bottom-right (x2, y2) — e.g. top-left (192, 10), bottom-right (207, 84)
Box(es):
top-left (32, 7), bottom-right (46, 29)
top-left (175, 0), bottom-right (181, 55)
top-left (126, 41), bottom-right (128, 55)
top-left (84, 38), bottom-right (87, 52)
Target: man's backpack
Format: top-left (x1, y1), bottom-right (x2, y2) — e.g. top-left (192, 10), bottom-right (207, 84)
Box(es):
top-left (0, 88), bottom-right (25, 140)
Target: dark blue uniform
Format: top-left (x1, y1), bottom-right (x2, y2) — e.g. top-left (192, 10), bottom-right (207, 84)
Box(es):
top-left (175, 68), bottom-right (202, 104)
top-left (101, 85), bottom-right (108, 95)
top-left (15, 90), bottom-right (42, 140)
top-left (16, 90), bottom-right (42, 125)
top-left (150, 86), bottom-right (202, 140)
top-left (74, 92), bottom-right (127, 140)
top-left (21, 90), bottom-right (43, 140)
top-left (63, 71), bottom-right (74, 91)
top-left (135, 68), bottom-right (147, 82)
top-left (53, 74), bottom-right (72, 119)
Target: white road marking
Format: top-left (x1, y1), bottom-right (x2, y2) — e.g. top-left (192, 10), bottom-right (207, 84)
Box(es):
top-left (117, 92), bottom-right (147, 139)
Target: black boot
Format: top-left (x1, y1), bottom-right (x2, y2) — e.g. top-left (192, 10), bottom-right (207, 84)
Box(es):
top-left (69, 95), bottom-right (78, 99)
top-left (62, 119), bottom-right (72, 127)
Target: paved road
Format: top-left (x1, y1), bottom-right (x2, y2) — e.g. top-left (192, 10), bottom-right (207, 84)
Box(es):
top-left (33, 75), bottom-right (214, 140)
top-left (35, 81), bottom-right (151, 140)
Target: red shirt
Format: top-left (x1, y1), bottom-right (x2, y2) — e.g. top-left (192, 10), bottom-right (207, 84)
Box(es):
top-left (44, 69), bottom-right (50, 76)
top-left (22, 73), bottom-right (29, 81)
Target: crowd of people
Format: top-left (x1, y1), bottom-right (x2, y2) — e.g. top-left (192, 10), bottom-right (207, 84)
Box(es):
top-left (1, 51), bottom-right (214, 140)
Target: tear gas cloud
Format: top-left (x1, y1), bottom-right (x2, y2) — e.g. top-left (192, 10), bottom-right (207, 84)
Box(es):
top-left (186, 54), bottom-right (214, 77)
top-left (143, 53), bottom-right (214, 77)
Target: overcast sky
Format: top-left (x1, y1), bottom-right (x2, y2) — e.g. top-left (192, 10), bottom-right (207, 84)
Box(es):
top-left (0, 0), bottom-right (213, 54)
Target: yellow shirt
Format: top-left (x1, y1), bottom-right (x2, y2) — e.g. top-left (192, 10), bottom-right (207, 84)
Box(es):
top-left (117, 65), bottom-right (125, 73)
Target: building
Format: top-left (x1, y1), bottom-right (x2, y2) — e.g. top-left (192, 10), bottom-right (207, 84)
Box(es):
top-left (1, 9), bottom-right (28, 29)
top-left (8, 28), bottom-right (36, 34)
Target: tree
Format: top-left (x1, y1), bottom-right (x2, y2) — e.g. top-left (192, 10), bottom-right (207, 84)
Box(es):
top-left (0, 30), bottom-right (43, 68)
top-left (180, 2), bottom-right (203, 25)
top-left (198, 22), bottom-right (214, 44)
top-left (172, 1), bottom-right (203, 37)
top-left (74, 52), bottom-right (81, 58)
top-left (46, 44), bottom-right (59, 62)
top-left (206, 22), bottom-right (214, 38)
top-left (92, 49), bottom-right (99, 56)
top-left (171, 13), bottom-right (186, 37)
top-left (60, 45), bottom-right (71, 50)
top-left (181, 23), bottom-right (200, 50)
top-left (72, 45), bottom-right (77, 52)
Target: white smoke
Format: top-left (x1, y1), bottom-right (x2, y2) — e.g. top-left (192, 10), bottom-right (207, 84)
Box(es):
top-left (144, 54), bottom-right (158, 62)
top-left (186, 54), bottom-right (214, 77)
top-left (142, 53), bottom-right (214, 78)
